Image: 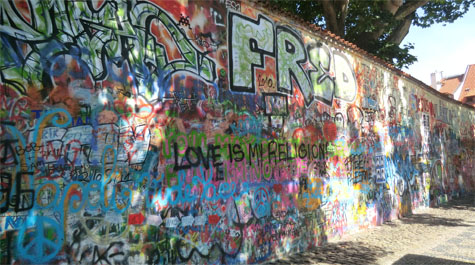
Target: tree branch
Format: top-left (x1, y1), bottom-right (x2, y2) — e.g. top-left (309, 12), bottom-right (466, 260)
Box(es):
top-left (382, 0), bottom-right (403, 15)
top-left (394, 0), bottom-right (430, 20)
top-left (356, 0), bottom-right (427, 46)
top-left (321, 1), bottom-right (339, 34)
top-left (321, 0), bottom-right (348, 37)
top-left (337, 0), bottom-right (349, 33)
top-left (387, 11), bottom-right (416, 45)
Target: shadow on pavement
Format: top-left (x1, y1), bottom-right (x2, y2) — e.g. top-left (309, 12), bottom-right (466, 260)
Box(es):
top-left (393, 254), bottom-right (475, 265)
top-left (437, 195), bottom-right (475, 211)
top-left (398, 213), bottom-right (471, 227)
top-left (396, 194), bottom-right (475, 227)
top-left (266, 241), bottom-right (391, 265)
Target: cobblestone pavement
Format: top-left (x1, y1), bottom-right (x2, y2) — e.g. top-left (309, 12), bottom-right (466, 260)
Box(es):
top-left (266, 194), bottom-right (475, 265)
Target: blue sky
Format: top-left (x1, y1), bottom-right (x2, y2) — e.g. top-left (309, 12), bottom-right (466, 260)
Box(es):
top-left (402, 6), bottom-right (475, 85)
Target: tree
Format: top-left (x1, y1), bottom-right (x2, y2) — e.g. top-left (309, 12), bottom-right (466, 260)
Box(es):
top-left (271, 0), bottom-right (475, 69)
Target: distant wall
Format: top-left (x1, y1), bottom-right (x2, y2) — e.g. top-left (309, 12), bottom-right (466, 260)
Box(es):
top-left (1, 0), bottom-right (474, 264)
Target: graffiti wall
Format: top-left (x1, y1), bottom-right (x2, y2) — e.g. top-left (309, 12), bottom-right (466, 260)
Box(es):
top-left (1, 0), bottom-right (474, 264)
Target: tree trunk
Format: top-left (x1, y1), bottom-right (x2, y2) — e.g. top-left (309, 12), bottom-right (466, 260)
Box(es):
top-left (387, 11), bottom-right (416, 45)
top-left (321, 0), bottom-right (349, 37)
top-left (351, 0), bottom-right (428, 51)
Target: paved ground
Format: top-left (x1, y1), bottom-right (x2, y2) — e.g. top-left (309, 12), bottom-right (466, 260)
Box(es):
top-left (267, 194), bottom-right (475, 265)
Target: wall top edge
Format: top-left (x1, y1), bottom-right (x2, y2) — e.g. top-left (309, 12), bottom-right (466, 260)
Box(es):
top-left (250, 0), bottom-right (475, 111)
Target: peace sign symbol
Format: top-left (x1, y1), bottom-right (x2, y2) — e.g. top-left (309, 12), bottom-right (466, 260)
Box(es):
top-left (17, 216), bottom-right (64, 263)
top-left (79, 213), bottom-right (129, 244)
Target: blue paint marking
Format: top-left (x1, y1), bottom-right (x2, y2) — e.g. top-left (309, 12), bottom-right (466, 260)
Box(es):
top-left (17, 216), bottom-right (64, 263)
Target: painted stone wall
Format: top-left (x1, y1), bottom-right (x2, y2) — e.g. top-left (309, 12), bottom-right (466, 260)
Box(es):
top-left (0, 0), bottom-right (474, 264)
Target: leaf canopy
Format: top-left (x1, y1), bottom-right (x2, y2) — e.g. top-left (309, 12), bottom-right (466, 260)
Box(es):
top-left (270, 0), bottom-right (475, 68)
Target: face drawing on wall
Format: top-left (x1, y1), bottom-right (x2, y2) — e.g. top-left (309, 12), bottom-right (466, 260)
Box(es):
top-left (253, 187), bottom-right (270, 218)
top-left (0, 0), bottom-right (473, 264)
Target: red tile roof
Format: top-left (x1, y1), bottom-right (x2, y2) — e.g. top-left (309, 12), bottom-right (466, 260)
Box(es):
top-left (252, 0), bottom-right (475, 110)
top-left (459, 64), bottom-right (475, 101)
top-left (440, 75), bottom-right (463, 95)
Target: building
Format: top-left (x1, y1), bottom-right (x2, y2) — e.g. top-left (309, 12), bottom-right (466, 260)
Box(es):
top-left (434, 64), bottom-right (475, 107)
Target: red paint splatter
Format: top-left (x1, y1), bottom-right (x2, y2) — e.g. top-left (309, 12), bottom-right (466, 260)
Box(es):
top-left (273, 184), bottom-right (283, 193)
top-left (323, 121), bottom-right (338, 142)
top-left (304, 125), bottom-right (322, 142)
top-left (128, 213), bottom-right (145, 225)
top-left (93, 0), bottom-right (105, 10)
top-left (149, 20), bottom-right (182, 61)
top-left (208, 214), bottom-right (220, 225)
top-left (14, 0), bottom-right (31, 23)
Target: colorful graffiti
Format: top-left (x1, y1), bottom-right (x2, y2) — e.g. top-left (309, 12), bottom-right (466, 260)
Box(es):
top-left (0, 0), bottom-right (474, 264)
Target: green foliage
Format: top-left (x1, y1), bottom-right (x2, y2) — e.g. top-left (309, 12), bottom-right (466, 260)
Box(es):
top-left (415, 0), bottom-right (474, 27)
top-left (272, 1), bottom-right (326, 26)
top-left (270, 0), bottom-right (475, 69)
top-left (375, 42), bottom-right (418, 69)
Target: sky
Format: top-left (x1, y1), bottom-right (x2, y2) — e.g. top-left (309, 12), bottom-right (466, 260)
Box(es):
top-left (402, 6), bottom-right (475, 86)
